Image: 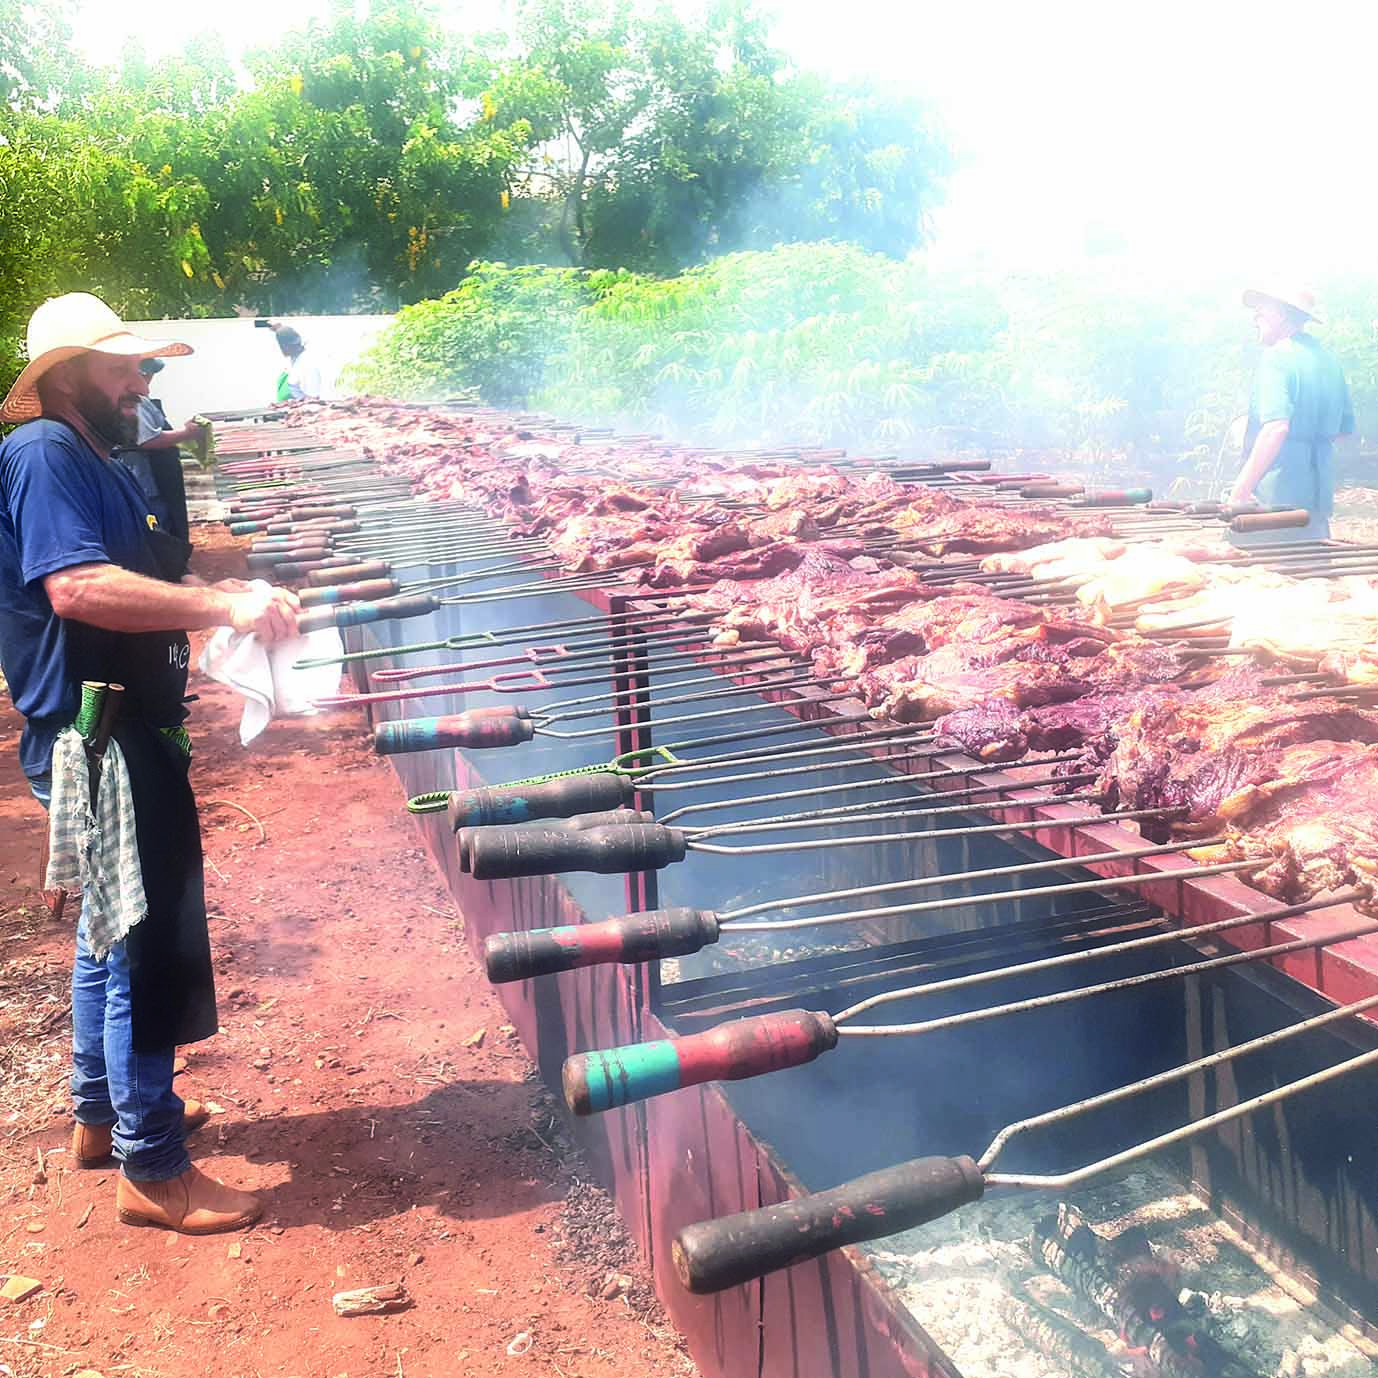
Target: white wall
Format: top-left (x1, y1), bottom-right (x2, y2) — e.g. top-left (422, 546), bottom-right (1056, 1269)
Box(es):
top-left (126, 314), bottom-right (394, 419)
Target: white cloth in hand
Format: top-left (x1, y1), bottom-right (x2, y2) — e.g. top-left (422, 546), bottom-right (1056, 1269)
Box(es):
top-left (199, 589), bottom-right (345, 744)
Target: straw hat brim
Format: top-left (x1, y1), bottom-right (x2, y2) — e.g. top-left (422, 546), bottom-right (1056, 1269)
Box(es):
top-left (1242, 288), bottom-right (1323, 325)
top-left (0, 332), bottom-right (194, 424)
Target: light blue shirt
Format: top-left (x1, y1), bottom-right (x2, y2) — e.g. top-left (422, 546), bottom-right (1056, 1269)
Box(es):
top-left (1246, 332), bottom-right (1354, 516)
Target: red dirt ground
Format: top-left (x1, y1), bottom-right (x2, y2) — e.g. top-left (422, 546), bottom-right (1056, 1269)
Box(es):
top-left (0, 531), bottom-right (694, 1378)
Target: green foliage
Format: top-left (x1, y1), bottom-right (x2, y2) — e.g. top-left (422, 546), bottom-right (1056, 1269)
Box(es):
top-left (0, 0), bottom-right (952, 388)
top-left (0, 0), bottom-right (80, 109)
top-left (343, 261), bottom-right (634, 403)
top-left (494, 0), bottom-right (951, 272)
top-left (351, 247), bottom-right (1378, 479)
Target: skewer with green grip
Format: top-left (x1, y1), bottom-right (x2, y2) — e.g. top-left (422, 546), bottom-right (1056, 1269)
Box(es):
top-left (1082, 488), bottom-right (1152, 506)
top-left (297, 579), bottom-right (400, 607)
top-left (296, 592), bottom-right (440, 635)
top-left (563, 1010), bottom-right (838, 1116)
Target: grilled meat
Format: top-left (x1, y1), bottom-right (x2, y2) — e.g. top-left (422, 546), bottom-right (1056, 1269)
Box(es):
top-left (703, 552), bottom-right (930, 652)
top-left (865, 655), bottom-right (1096, 722)
top-left (1097, 681), bottom-right (1378, 835)
top-left (1185, 741), bottom-right (1378, 906)
top-left (892, 505), bottom-right (1112, 557)
top-left (931, 644), bottom-right (1196, 761)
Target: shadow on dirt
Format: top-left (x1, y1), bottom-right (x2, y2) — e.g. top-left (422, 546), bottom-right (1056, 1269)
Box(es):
top-left (205, 1077), bottom-right (556, 1230)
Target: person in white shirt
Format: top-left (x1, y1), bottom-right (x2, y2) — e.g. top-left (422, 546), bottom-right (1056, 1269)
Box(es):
top-left (273, 326), bottom-right (328, 400)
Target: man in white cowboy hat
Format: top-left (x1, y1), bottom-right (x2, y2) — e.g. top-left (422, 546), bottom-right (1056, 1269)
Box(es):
top-left (0, 292), bottom-right (300, 1233)
top-left (1230, 283), bottom-right (1353, 540)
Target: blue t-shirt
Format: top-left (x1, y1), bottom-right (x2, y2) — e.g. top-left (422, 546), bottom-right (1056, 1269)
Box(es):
top-left (0, 420), bottom-right (168, 779)
top-left (1247, 332), bottom-right (1354, 516)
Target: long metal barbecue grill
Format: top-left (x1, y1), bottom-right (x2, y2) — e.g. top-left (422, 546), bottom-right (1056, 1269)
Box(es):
top-left (224, 407), bottom-right (1378, 1377)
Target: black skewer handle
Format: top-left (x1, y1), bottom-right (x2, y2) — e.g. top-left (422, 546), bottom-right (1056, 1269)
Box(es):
top-left (263, 518), bottom-right (358, 536)
top-left (563, 1009), bottom-right (838, 1116)
top-left (447, 772), bottom-right (635, 829)
top-left (248, 534), bottom-right (334, 551)
top-left (246, 549), bottom-right (332, 572)
top-left (298, 579), bottom-right (400, 608)
top-left (373, 706), bottom-right (534, 755)
top-left (484, 907), bottom-right (720, 983)
top-left (561, 808), bottom-right (657, 829)
top-left (1020, 482), bottom-right (1084, 498)
top-left (672, 1154), bottom-right (985, 1295)
top-left (460, 821), bottom-right (686, 878)
top-left (297, 592), bottom-right (440, 634)
top-left (270, 558), bottom-right (350, 581)
top-left (306, 561), bottom-right (391, 586)
top-left (1230, 508), bottom-right (1310, 532)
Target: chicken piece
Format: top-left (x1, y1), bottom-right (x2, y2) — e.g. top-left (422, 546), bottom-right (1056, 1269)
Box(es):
top-left (1228, 579), bottom-right (1378, 666)
top-left (1131, 565), bottom-right (1296, 633)
top-left (1319, 645), bottom-right (1378, 686)
top-left (980, 537), bottom-right (1126, 577)
top-left (1075, 550), bottom-right (1206, 617)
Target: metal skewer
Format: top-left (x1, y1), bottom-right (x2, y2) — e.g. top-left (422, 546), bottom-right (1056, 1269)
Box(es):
top-left (561, 892), bottom-right (1374, 1120)
top-left (670, 908), bottom-right (1378, 1292)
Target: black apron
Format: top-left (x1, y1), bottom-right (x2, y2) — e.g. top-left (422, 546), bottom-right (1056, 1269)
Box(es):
top-left (96, 497), bottom-right (214, 1052)
top-left (117, 718), bottom-right (217, 1052)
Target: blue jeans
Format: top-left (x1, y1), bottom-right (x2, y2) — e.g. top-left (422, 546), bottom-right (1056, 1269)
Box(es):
top-left (31, 772), bottom-right (190, 1182)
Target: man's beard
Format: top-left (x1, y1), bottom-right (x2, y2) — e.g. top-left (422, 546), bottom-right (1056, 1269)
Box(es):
top-left (73, 380), bottom-right (140, 448)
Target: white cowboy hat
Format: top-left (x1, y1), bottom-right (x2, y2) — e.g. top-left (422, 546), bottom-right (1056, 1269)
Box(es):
top-left (0, 293), bottom-right (193, 424)
top-left (1242, 283), bottom-right (1322, 324)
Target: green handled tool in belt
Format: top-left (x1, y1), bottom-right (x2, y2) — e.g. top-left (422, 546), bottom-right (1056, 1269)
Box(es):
top-left (74, 680), bottom-right (126, 804)
top-left (43, 680), bottom-right (126, 922)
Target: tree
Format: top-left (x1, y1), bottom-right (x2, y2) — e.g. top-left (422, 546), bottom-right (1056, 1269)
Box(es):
top-left (489, 0), bottom-right (952, 273)
top-left (0, 0), bottom-right (80, 109)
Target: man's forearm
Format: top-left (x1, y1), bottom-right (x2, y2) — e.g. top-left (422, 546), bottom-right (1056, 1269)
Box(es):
top-left (1231, 421), bottom-right (1289, 501)
top-left (137, 430), bottom-right (184, 450)
top-left (46, 563), bottom-right (233, 633)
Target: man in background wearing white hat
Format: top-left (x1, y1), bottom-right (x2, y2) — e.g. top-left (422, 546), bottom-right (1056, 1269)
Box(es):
top-left (1230, 285), bottom-right (1353, 540)
top-left (0, 293), bottom-right (299, 1234)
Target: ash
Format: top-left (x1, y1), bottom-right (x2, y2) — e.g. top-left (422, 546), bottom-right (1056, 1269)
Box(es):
top-left (866, 1158), bottom-right (1374, 1378)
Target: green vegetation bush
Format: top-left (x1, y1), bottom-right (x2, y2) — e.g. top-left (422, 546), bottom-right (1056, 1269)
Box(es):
top-left (0, 1), bottom-right (950, 397)
top-left (342, 263), bottom-right (635, 403)
top-left (350, 246), bottom-right (1378, 491)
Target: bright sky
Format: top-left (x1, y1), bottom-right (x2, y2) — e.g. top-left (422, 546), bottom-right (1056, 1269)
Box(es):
top-left (71, 0), bottom-right (1375, 277)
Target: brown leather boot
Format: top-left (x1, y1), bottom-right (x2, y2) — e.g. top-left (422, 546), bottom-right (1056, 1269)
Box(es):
top-left (116, 1166), bottom-right (262, 1235)
top-left (72, 1100), bottom-right (213, 1168)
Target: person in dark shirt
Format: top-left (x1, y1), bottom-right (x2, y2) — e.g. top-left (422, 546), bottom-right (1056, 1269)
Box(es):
top-left (113, 356), bottom-right (207, 542)
top-left (0, 293), bottom-right (299, 1234)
